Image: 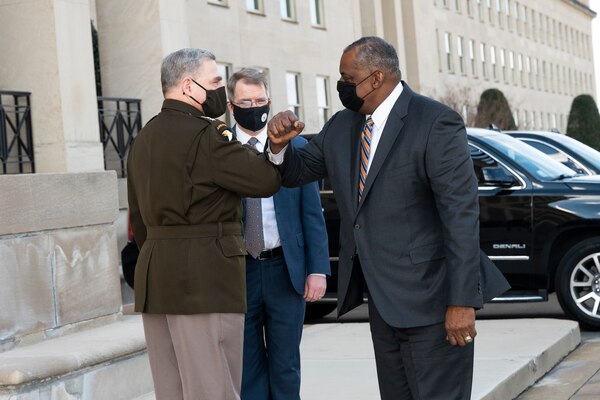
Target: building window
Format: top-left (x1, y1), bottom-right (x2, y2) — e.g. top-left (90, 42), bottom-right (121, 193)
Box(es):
top-left (514, 2), bottom-right (520, 34)
top-left (457, 36), bottom-right (465, 74)
top-left (480, 42), bottom-right (487, 79)
top-left (280, 0), bottom-right (296, 20)
top-left (246, 0), bottom-right (264, 14)
top-left (500, 48), bottom-right (506, 82)
top-left (526, 56), bottom-right (532, 88)
top-left (444, 32), bottom-right (454, 73)
top-left (477, 0), bottom-right (484, 21)
top-left (539, 12), bottom-right (544, 44)
top-left (530, 9), bottom-right (536, 41)
top-left (518, 54), bottom-right (523, 86)
top-left (542, 61), bottom-right (547, 92)
top-left (496, 0), bottom-right (502, 28)
top-left (490, 45), bottom-right (497, 81)
top-left (469, 39), bottom-right (477, 76)
top-left (505, 0), bottom-right (511, 31)
top-left (557, 22), bottom-right (563, 51)
top-left (455, 0), bottom-right (461, 12)
top-left (466, 0), bottom-right (473, 16)
top-left (286, 72), bottom-right (302, 118)
top-left (533, 58), bottom-right (539, 89)
top-left (315, 76), bottom-right (329, 128)
top-left (522, 5), bottom-right (528, 37)
top-left (487, 0), bottom-right (493, 24)
top-left (436, 29), bottom-right (443, 71)
top-left (310, 0), bottom-right (325, 27)
top-left (509, 51), bottom-right (514, 83)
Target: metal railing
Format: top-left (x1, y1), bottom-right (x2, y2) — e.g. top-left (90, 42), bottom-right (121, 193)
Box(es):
top-left (97, 97), bottom-right (142, 178)
top-left (0, 91), bottom-right (34, 174)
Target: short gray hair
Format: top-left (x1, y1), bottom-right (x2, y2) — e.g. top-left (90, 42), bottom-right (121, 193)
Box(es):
top-left (161, 48), bottom-right (215, 95)
top-left (344, 36), bottom-right (401, 79)
top-left (227, 68), bottom-right (269, 101)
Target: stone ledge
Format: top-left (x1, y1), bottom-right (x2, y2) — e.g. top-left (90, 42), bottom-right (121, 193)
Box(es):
top-left (0, 316), bottom-right (145, 388)
top-left (0, 171), bottom-right (119, 237)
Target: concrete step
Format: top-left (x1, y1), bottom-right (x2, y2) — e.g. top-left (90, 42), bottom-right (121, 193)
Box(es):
top-left (299, 319), bottom-right (581, 400)
top-left (0, 315), bottom-right (153, 400)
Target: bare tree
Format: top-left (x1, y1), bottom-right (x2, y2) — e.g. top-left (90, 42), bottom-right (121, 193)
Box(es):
top-left (430, 85), bottom-right (478, 127)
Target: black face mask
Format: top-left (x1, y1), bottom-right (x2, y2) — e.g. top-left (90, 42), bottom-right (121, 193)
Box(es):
top-left (336, 71), bottom-right (377, 112)
top-left (232, 104), bottom-right (270, 132)
top-left (189, 79), bottom-right (228, 118)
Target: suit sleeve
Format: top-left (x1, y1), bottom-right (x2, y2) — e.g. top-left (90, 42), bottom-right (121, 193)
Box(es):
top-left (424, 108), bottom-right (482, 308)
top-left (126, 141), bottom-right (147, 249)
top-left (278, 113), bottom-right (340, 188)
top-left (208, 128), bottom-right (281, 198)
top-left (292, 138), bottom-right (331, 276)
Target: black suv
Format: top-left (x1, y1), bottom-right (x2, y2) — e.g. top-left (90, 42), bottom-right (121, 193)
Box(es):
top-left (307, 128), bottom-right (600, 329)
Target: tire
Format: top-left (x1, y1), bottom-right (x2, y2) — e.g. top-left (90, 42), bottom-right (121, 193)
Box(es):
top-left (304, 303), bottom-right (337, 321)
top-left (555, 237), bottom-right (600, 330)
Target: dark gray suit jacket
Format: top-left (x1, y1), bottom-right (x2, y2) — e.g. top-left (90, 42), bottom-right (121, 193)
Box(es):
top-left (277, 82), bottom-right (508, 328)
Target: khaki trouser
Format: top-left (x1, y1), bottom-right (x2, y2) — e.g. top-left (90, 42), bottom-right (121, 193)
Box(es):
top-left (142, 313), bottom-right (244, 400)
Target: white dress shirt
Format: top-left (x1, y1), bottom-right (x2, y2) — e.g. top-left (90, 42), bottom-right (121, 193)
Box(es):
top-left (235, 126), bottom-right (281, 251)
top-left (269, 81), bottom-right (404, 171)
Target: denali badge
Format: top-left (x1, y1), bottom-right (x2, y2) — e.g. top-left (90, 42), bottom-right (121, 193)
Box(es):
top-left (493, 244), bottom-right (526, 249)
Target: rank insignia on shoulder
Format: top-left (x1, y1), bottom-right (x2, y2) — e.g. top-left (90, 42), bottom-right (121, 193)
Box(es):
top-left (199, 116), bottom-right (233, 141)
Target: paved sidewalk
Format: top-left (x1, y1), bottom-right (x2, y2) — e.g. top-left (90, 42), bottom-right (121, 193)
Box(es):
top-left (299, 319), bottom-right (580, 400)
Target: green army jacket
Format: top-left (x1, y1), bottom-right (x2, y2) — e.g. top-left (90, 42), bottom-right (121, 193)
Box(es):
top-left (127, 99), bottom-right (281, 314)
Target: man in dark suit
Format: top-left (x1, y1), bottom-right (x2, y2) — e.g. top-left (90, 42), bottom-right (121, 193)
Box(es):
top-left (267, 37), bottom-right (507, 399)
top-left (127, 49), bottom-right (281, 399)
top-left (226, 68), bottom-right (330, 400)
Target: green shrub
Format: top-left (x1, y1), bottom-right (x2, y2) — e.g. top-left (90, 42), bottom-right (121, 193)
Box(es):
top-left (474, 88), bottom-right (517, 130)
top-left (566, 95), bottom-right (600, 150)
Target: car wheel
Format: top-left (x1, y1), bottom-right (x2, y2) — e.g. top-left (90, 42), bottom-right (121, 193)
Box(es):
top-left (304, 303), bottom-right (337, 321)
top-left (555, 238), bottom-right (600, 330)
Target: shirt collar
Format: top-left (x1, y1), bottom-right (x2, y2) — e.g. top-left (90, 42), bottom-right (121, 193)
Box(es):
top-left (235, 125), bottom-right (268, 148)
top-left (369, 81), bottom-right (404, 129)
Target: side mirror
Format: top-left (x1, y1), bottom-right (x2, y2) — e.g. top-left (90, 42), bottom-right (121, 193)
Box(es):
top-left (481, 166), bottom-right (517, 187)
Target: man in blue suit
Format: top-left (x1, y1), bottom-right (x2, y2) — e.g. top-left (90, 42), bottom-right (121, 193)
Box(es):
top-left (226, 68), bottom-right (330, 400)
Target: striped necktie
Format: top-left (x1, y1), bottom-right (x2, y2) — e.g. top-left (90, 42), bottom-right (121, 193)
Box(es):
top-left (358, 116), bottom-right (374, 202)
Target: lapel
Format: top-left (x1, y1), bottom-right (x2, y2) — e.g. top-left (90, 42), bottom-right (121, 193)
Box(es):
top-left (357, 82), bottom-right (413, 213)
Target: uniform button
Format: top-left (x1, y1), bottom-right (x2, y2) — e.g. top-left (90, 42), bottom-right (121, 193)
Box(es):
top-left (354, 224), bottom-right (360, 230)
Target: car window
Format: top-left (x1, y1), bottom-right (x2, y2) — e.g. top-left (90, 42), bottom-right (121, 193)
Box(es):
top-left (551, 134), bottom-right (600, 172)
top-left (477, 133), bottom-right (577, 181)
top-left (469, 145), bottom-right (516, 186)
top-left (521, 139), bottom-right (587, 175)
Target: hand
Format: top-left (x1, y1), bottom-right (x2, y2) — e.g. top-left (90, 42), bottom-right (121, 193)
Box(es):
top-left (267, 110), bottom-right (305, 154)
top-left (445, 306), bottom-right (476, 347)
top-left (304, 275), bottom-right (327, 302)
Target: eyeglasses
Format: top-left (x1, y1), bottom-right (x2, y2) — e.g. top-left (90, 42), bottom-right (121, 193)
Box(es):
top-left (232, 98), bottom-right (270, 108)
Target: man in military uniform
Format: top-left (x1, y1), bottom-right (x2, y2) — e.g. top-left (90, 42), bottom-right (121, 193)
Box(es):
top-left (127, 48), bottom-right (281, 400)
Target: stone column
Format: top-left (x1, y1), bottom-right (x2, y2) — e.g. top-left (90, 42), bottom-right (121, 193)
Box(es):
top-left (96, 0), bottom-right (189, 125)
top-left (0, 0), bottom-right (104, 173)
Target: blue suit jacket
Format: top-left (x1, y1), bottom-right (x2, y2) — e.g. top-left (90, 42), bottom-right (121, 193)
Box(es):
top-left (243, 135), bottom-right (330, 294)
